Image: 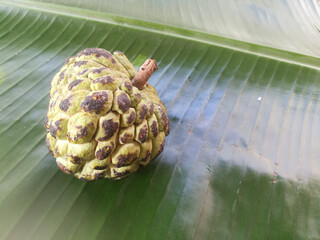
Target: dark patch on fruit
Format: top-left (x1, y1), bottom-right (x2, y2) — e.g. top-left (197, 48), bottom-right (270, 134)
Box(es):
top-left (134, 93), bottom-right (141, 99)
top-left (120, 133), bottom-right (132, 143)
top-left (64, 56), bottom-right (77, 66)
top-left (55, 147), bottom-right (59, 156)
top-left (149, 102), bottom-right (154, 115)
top-left (81, 91), bottom-right (109, 113)
top-left (74, 61), bottom-right (88, 67)
top-left (77, 69), bottom-right (88, 76)
top-left (93, 76), bottom-right (114, 85)
top-left (113, 169), bottom-right (130, 177)
top-left (163, 115), bottom-right (170, 135)
top-left (46, 137), bottom-right (54, 156)
top-left (116, 51), bottom-right (124, 56)
top-left (124, 81), bottom-right (132, 91)
top-left (69, 155), bottom-right (83, 164)
top-left (117, 93), bottom-right (130, 112)
top-left (139, 105), bottom-right (148, 120)
top-left (96, 146), bottom-right (112, 160)
top-left (57, 70), bottom-right (65, 84)
top-left (43, 115), bottom-right (49, 129)
top-left (151, 120), bottom-right (158, 137)
top-left (140, 151), bottom-right (151, 163)
top-left (68, 79), bottom-right (83, 90)
top-left (160, 140), bottom-right (165, 152)
top-left (88, 122), bottom-right (94, 129)
top-left (49, 120), bottom-right (61, 138)
top-left (68, 126), bottom-right (88, 142)
top-left (58, 163), bottom-right (72, 174)
top-left (94, 166), bottom-right (107, 170)
top-left (138, 125), bottom-right (147, 143)
top-left (94, 172), bottom-right (105, 179)
top-left (99, 119), bottom-right (119, 140)
top-left (111, 58), bottom-right (116, 64)
top-left (59, 98), bottom-right (71, 112)
top-left (91, 67), bottom-right (105, 74)
top-left (116, 153), bottom-right (137, 167)
top-left (156, 139), bottom-right (165, 157)
top-left (159, 105), bottom-right (170, 135)
top-left (52, 90), bottom-right (58, 98)
top-left (77, 48), bottom-right (113, 59)
top-left (77, 126), bottom-right (88, 139)
top-left (64, 57), bottom-right (71, 65)
top-left (127, 111), bottom-right (136, 125)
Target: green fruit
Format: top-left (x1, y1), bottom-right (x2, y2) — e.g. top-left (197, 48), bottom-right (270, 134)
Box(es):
top-left (45, 48), bottom-right (170, 180)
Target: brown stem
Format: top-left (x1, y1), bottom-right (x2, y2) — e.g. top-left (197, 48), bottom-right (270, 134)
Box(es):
top-left (131, 59), bottom-right (158, 90)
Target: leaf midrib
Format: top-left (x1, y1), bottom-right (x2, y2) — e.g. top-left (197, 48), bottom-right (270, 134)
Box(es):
top-left (1, 0), bottom-right (320, 70)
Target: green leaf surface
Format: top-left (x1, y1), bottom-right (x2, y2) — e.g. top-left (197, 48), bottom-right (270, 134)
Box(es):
top-left (10, 0), bottom-right (320, 58)
top-left (0, 1), bottom-right (320, 239)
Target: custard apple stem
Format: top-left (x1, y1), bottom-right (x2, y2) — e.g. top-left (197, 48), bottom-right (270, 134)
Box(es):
top-left (132, 59), bottom-right (158, 90)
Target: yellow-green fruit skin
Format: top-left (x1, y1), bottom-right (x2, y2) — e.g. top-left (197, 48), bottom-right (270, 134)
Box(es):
top-left (44, 48), bottom-right (170, 180)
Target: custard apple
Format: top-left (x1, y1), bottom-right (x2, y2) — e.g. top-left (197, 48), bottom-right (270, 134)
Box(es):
top-left (44, 48), bottom-right (170, 180)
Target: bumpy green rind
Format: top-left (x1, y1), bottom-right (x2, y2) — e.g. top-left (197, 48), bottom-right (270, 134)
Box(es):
top-left (45, 48), bottom-right (169, 180)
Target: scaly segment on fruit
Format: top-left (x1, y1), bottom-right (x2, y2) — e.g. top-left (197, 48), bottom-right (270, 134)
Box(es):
top-left (45, 48), bottom-right (170, 180)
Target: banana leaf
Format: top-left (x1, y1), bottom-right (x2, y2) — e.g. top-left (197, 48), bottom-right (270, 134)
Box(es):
top-left (0, 0), bottom-right (320, 239)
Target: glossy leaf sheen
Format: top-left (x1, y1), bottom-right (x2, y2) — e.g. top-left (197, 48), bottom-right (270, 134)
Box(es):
top-left (0, 1), bottom-right (320, 240)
